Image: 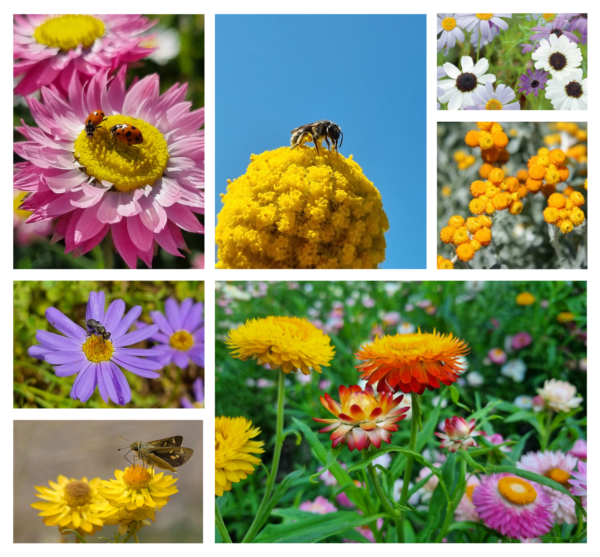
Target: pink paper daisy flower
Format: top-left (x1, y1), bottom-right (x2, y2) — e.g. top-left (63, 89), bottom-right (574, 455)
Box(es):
top-left (299, 495), bottom-right (337, 514)
top-left (14, 14), bottom-right (156, 96)
top-left (472, 473), bottom-right (554, 539)
top-left (568, 439), bottom-right (587, 460)
top-left (488, 347), bottom-right (507, 364)
top-left (518, 450), bottom-right (578, 524)
top-left (454, 475), bottom-right (481, 522)
top-left (14, 68), bottom-right (204, 268)
top-left (568, 460), bottom-right (587, 511)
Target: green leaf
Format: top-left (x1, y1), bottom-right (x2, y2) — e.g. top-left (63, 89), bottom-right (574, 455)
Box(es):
top-left (450, 385), bottom-right (470, 412)
top-left (253, 511), bottom-right (390, 543)
top-left (309, 447), bottom-right (342, 483)
top-left (504, 410), bottom-right (536, 423)
top-left (468, 400), bottom-right (502, 423)
top-left (457, 448), bottom-right (485, 472)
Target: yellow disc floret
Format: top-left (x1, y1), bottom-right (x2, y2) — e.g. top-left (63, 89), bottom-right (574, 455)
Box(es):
top-left (34, 15), bottom-right (105, 50)
top-left (74, 115), bottom-right (169, 192)
top-left (498, 477), bottom-right (537, 505)
top-left (170, 331), bottom-right (194, 351)
top-left (82, 335), bottom-right (114, 363)
top-left (216, 147), bottom-right (388, 269)
top-left (442, 17), bottom-right (457, 31)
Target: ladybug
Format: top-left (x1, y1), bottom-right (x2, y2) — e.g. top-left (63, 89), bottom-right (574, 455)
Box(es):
top-left (110, 123), bottom-right (144, 146)
top-left (85, 110), bottom-right (106, 138)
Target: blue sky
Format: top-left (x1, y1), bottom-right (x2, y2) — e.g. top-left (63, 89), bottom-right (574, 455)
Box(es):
top-left (216, 15), bottom-right (426, 269)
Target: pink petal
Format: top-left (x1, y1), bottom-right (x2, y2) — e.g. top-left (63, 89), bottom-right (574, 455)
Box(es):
top-left (111, 220), bottom-right (138, 269)
top-left (126, 214), bottom-right (154, 252)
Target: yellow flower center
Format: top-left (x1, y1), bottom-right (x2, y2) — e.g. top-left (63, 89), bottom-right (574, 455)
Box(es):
top-left (34, 15), bottom-right (105, 51)
top-left (442, 17), bottom-right (457, 31)
top-left (122, 464), bottom-right (153, 490)
top-left (485, 99), bottom-right (504, 111)
top-left (82, 335), bottom-right (114, 363)
top-left (14, 192), bottom-right (32, 218)
top-left (64, 480), bottom-right (92, 507)
top-left (466, 484), bottom-right (477, 501)
top-left (74, 115), bottom-right (169, 193)
top-left (546, 468), bottom-right (571, 485)
top-left (170, 330), bottom-right (194, 351)
top-left (543, 14), bottom-right (556, 22)
top-left (498, 476), bottom-right (537, 505)
top-left (476, 13), bottom-right (494, 21)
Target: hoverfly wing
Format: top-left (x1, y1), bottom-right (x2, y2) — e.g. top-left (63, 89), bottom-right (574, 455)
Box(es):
top-left (147, 436), bottom-right (184, 449)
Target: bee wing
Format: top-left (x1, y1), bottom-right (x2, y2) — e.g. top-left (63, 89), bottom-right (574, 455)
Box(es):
top-left (147, 436), bottom-right (184, 448)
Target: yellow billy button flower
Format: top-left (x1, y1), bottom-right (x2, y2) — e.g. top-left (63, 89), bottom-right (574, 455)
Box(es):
top-left (313, 385), bottom-right (409, 451)
top-left (74, 115), bottom-right (169, 192)
top-left (99, 464), bottom-right (178, 511)
top-left (31, 476), bottom-right (108, 536)
top-left (355, 330), bottom-right (469, 395)
top-left (215, 416), bottom-right (264, 497)
top-left (215, 146), bottom-right (389, 269)
top-left (225, 316), bottom-right (335, 375)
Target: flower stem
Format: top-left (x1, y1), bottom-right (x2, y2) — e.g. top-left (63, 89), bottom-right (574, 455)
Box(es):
top-left (215, 501), bottom-right (232, 543)
top-left (367, 462), bottom-right (398, 543)
top-left (242, 369), bottom-right (286, 543)
top-left (540, 409), bottom-right (553, 451)
top-left (435, 456), bottom-right (466, 542)
top-left (476, 32), bottom-right (481, 62)
top-left (120, 523), bottom-right (138, 543)
top-left (397, 394), bottom-right (421, 543)
top-left (101, 235), bottom-right (114, 269)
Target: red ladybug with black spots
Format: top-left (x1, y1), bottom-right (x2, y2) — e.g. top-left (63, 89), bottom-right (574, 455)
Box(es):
top-left (85, 110), bottom-right (106, 138)
top-left (110, 123), bottom-right (144, 146)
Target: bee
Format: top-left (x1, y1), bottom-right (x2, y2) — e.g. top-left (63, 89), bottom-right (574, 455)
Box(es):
top-left (290, 120), bottom-right (344, 154)
top-left (118, 436), bottom-right (194, 472)
top-left (85, 319), bottom-right (111, 342)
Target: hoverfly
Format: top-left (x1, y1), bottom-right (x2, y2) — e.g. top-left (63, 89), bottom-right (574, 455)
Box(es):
top-left (290, 120), bottom-right (344, 154)
top-left (118, 436), bottom-right (194, 472)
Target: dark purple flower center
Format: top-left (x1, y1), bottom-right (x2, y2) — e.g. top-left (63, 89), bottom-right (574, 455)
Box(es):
top-left (580, 14), bottom-right (587, 19)
top-left (549, 52), bottom-right (567, 71)
top-left (566, 81), bottom-right (583, 98)
top-left (531, 80), bottom-right (540, 88)
top-left (550, 29), bottom-right (563, 37)
top-left (456, 72), bottom-right (478, 92)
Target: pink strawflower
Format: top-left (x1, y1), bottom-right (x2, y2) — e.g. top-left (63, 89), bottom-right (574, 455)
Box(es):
top-left (435, 416), bottom-right (484, 453)
top-left (455, 475), bottom-right (481, 522)
top-left (417, 463), bottom-right (442, 494)
top-left (14, 15), bottom-right (156, 96)
top-left (319, 379), bottom-right (332, 391)
top-left (336, 492), bottom-right (354, 508)
top-left (568, 439), bottom-right (587, 460)
top-left (488, 348), bottom-right (507, 364)
top-left (343, 518), bottom-right (383, 543)
top-left (299, 495), bottom-right (337, 514)
top-left (568, 460), bottom-right (587, 510)
top-left (511, 332), bottom-right (532, 350)
top-left (472, 473), bottom-right (554, 539)
top-left (518, 450), bottom-right (578, 524)
top-left (14, 68), bottom-right (204, 269)
top-left (484, 433), bottom-right (511, 453)
top-left (382, 311), bottom-right (401, 326)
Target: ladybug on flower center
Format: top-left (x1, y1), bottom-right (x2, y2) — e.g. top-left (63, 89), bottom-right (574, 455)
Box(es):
top-left (84, 110), bottom-right (107, 138)
top-left (110, 123), bottom-right (144, 147)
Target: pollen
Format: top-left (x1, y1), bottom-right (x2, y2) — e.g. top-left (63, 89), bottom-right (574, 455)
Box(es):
top-left (122, 464), bottom-right (153, 490)
top-left (485, 99), bottom-right (504, 111)
top-left (74, 115), bottom-right (169, 192)
top-left (442, 17), bottom-right (457, 31)
top-left (33, 15), bottom-right (105, 51)
top-left (64, 480), bottom-right (92, 507)
top-left (498, 476), bottom-right (537, 505)
top-left (170, 330), bottom-right (194, 351)
top-left (82, 335), bottom-right (114, 363)
top-left (476, 13), bottom-right (494, 21)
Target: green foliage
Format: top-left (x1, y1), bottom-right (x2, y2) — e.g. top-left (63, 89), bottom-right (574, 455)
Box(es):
top-left (14, 281), bottom-right (204, 408)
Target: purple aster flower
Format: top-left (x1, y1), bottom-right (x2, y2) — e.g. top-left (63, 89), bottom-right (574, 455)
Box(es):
top-left (140, 297), bottom-right (204, 369)
top-left (28, 291), bottom-right (163, 405)
top-left (181, 377), bottom-right (204, 408)
top-left (518, 68), bottom-right (550, 97)
top-left (530, 17), bottom-right (579, 44)
top-left (466, 82), bottom-right (521, 110)
top-left (560, 13), bottom-right (588, 44)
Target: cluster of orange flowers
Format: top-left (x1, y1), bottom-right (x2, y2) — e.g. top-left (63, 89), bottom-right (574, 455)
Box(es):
top-left (439, 214), bottom-right (493, 263)
top-left (544, 123), bottom-right (588, 164)
top-left (543, 191), bottom-right (586, 234)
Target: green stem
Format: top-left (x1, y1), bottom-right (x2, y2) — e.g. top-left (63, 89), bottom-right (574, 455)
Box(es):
top-left (101, 235), bottom-right (115, 269)
top-left (435, 456), bottom-right (466, 543)
top-left (120, 523), bottom-right (138, 544)
top-left (476, 32), bottom-right (481, 62)
top-left (367, 462), bottom-right (397, 543)
top-left (541, 410), bottom-right (553, 450)
top-left (397, 394), bottom-right (421, 543)
top-left (215, 501), bottom-right (232, 543)
top-left (241, 369), bottom-right (286, 543)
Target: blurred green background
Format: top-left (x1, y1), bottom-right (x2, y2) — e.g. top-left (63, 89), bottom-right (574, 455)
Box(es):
top-left (14, 281), bottom-right (204, 408)
top-left (216, 281), bottom-right (586, 541)
top-left (14, 420), bottom-right (203, 543)
top-left (13, 14), bottom-right (205, 269)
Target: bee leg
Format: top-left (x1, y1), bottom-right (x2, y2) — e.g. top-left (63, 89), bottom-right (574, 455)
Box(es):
top-left (324, 137), bottom-right (332, 151)
top-left (313, 135), bottom-right (320, 155)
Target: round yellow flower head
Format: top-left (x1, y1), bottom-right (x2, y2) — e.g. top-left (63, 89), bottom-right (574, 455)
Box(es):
top-left (452, 227), bottom-right (469, 245)
top-left (478, 131), bottom-right (494, 150)
top-left (465, 130), bottom-right (480, 148)
top-left (470, 238), bottom-right (482, 252)
top-left (479, 215), bottom-right (493, 228)
top-left (548, 193), bottom-right (567, 209)
top-left (466, 217), bottom-right (482, 233)
top-left (456, 242), bottom-right (475, 262)
top-left (509, 200), bottom-right (524, 215)
top-left (557, 312), bottom-right (575, 323)
top-left (492, 192), bottom-right (510, 210)
top-left (454, 151), bottom-right (467, 162)
top-left (448, 215), bottom-right (465, 228)
top-left (477, 122), bottom-right (493, 131)
top-left (549, 149), bottom-right (566, 166)
top-left (470, 180), bottom-right (487, 197)
top-left (440, 226), bottom-right (455, 244)
top-left (479, 163), bottom-right (494, 179)
top-left (569, 207), bottom-right (585, 226)
top-left (545, 167), bottom-right (561, 186)
top-left (216, 147), bottom-right (389, 269)
top-left (437, 255), bottom-right (454, 269)
top-left (559, 220), bottom-right (574, 234)
top-left (441, 185), bottom-right (452, 197)
top-left (474, 227), bottom-right (492, 246)
top-left (226, 316), bottom-right (335, 375)
top-left (469, 198), bottom-right (486, 215)
top-left (516, 292), bottom-right (536, 306)
top-left (569, 191), bottom-right (585, 207)
top-left (543, 207), bottom-right (559, 224)
top-left (488, 168), bottom-right (504, 185)
top-left (215, 416), bottom-right (264, 497)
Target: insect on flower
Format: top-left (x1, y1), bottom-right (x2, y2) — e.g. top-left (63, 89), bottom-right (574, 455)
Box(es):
top-left (118, 435), bottom-right (194, 473)
top-left (290, 120), bottom-right (343, 154)
top-left (85, 318), bottom-right (111, 342)
top-left (110, 123), bottom-right (144, 148)
top-left (84, 110), bottom-right (107, 138)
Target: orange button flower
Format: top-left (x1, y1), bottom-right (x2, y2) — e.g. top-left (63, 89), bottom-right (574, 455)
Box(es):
top-left (355, 330), bottom-right (469, 395)
top-left (313, 385), bottom-right (409, 451)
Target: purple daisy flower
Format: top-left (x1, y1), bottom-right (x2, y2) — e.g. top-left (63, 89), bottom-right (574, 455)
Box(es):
top-left (466, 82), bottom-right (521, 110)
top-left (530, 17), bottom-right (579, 44)
top-left (140, 298), bottom-right (205, 369)
top-left (181, 377), bottom-right (204, 408)
top-left (560, 13), bottom-right (588, 44)
top-left (28, 291), bottom-right (163, 405)
top-left (517, 68), bottom-right (550, 97)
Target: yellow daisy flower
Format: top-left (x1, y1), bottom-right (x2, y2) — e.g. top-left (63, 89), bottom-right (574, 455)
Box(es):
top-left (31, 475), bottom-right (109, 537)
top-left (99, 464), bottom-right (178, 511)
top-left (216, 416), bottom-right (264, 497)
top-left (225, 316), bottom-right (335, 375)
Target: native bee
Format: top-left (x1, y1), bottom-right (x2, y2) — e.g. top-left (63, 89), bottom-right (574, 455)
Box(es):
top-left (85, 319), bottom-right (111, 341)
top-left (290, 120), bottom-right (344, 154)
top-left (118, 436), bottom-right (194, 472)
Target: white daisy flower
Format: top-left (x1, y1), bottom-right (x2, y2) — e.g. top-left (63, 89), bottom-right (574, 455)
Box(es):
top-left (437, 14), bottom-right (465, 52)
top-left (545, 68), bottom-right (587, 110)
top-left (438, 56), bottom-right (496, 110)
top-left (532, 34), bottom-right (583, 81)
